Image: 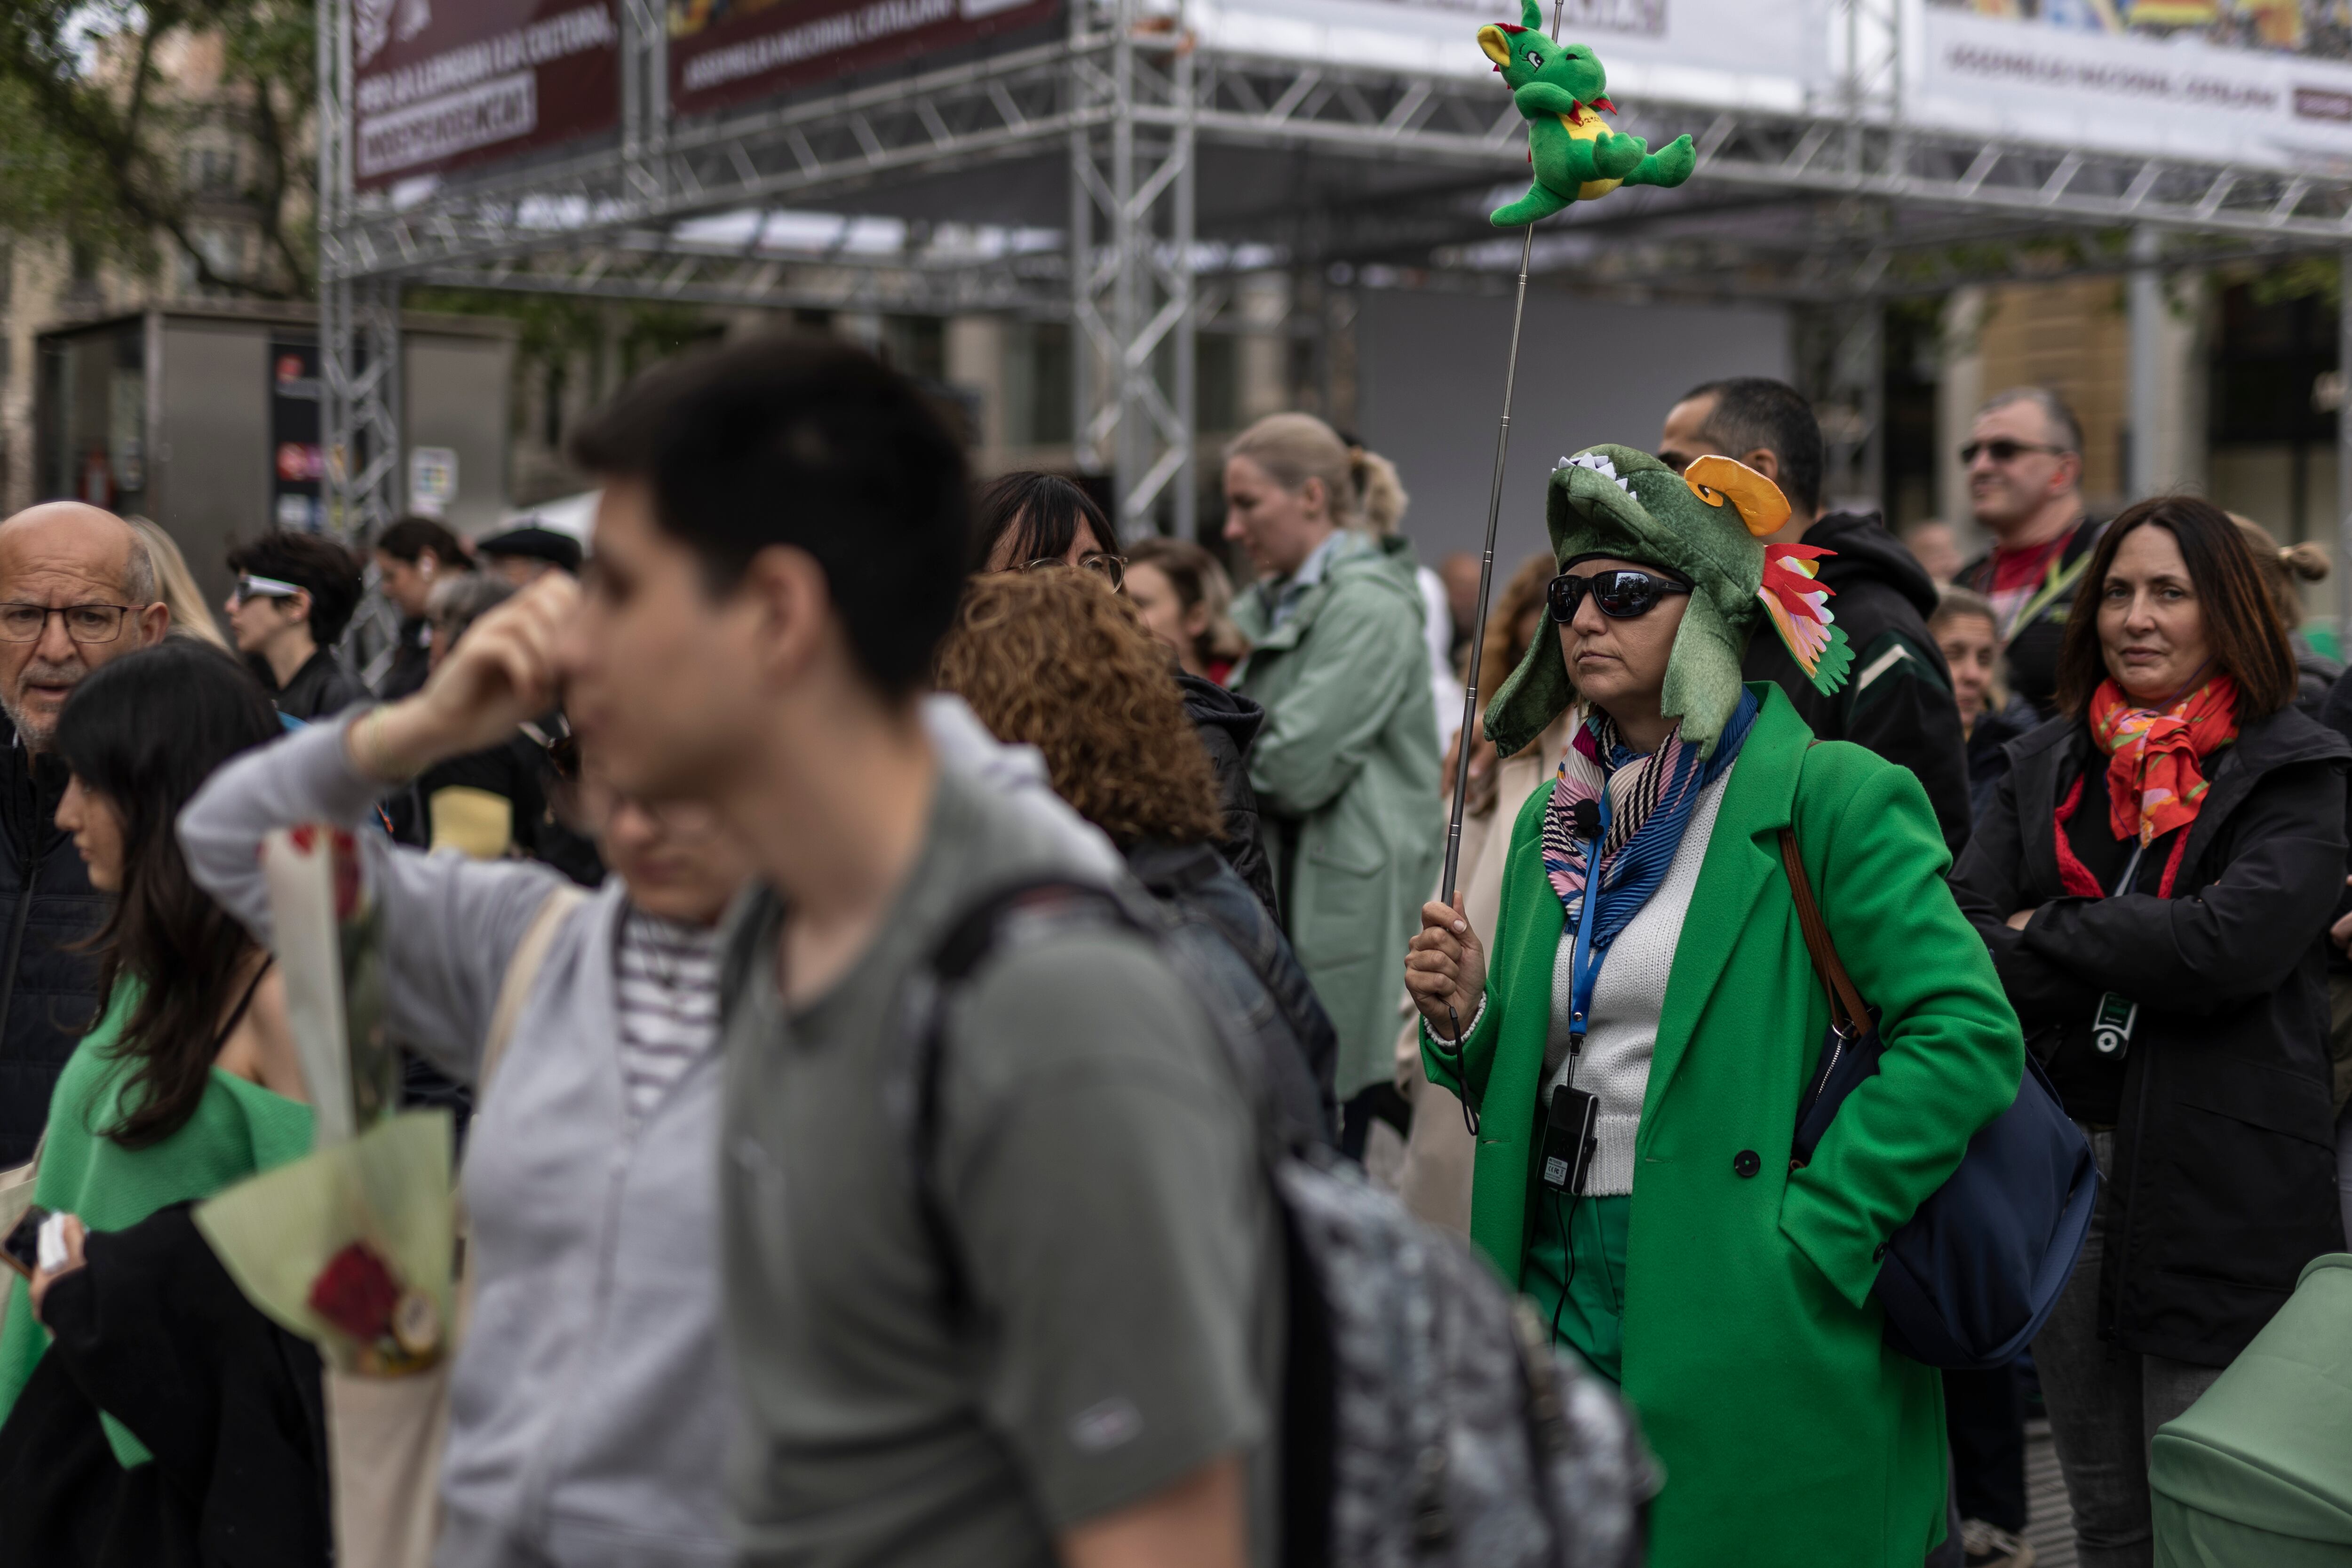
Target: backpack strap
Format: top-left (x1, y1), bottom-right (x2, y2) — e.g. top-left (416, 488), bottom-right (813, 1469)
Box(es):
top-left (908, 879), bottom-right (1150, 1318)
top-left (1776, 828), bottom-right (1868, 1035)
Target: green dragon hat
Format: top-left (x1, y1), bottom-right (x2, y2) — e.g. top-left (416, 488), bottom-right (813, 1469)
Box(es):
top-left (1483, 444), bottom-right (1855, 759)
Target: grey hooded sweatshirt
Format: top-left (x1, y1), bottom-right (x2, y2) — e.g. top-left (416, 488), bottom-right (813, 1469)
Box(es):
top-left (177, 700), bottom-right (1118, 1568)
top-left (180, 712), bottom-right (733, 1568)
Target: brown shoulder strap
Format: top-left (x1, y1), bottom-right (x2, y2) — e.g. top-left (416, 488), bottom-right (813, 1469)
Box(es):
top-left (1777, 828), bottom-right (1869, 1033)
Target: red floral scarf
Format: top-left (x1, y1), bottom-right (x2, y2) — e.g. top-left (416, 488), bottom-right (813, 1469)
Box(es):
top-left (2054, 675), bottom-right (2238, 899)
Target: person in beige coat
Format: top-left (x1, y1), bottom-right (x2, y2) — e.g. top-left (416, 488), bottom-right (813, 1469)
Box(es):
top-left (1389, 552), bottom-right (1571, 1231)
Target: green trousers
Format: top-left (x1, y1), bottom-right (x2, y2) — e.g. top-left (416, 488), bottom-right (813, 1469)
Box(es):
top-left (1522, 1188), bottom-right (1633, 1385)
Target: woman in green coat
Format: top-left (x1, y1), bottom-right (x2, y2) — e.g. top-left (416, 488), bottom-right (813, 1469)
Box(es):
top-left (1406, 446), bottom-right (2023, 1568)
top-left (1226, 413), bottom-right (1441, 1137)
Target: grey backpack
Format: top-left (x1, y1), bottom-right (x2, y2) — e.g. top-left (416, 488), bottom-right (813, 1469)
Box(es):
top-left (908, 880), bottom-right (1656, 1568)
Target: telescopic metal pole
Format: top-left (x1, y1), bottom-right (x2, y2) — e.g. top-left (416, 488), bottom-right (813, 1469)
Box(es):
top-left (1435, 221), bottom-right (1536, 1054)
top-left (1439, 221), bottom-right (1536, 908)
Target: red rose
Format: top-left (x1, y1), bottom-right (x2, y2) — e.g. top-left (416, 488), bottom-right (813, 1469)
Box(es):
top-left (309, 1242), bottom-right (401, 1342)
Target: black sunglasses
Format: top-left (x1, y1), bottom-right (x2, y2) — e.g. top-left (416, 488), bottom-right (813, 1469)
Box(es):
top-left (1959, 438), bottom-right (2069, 465)
top-left (1548, 569), bottom-right (1692, 622)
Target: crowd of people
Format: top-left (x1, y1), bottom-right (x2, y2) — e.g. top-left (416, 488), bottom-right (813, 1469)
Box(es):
top-left (0, 334), bottom-right (2340, 1568)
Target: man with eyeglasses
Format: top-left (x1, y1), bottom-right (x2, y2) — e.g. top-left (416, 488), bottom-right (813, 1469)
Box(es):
top-left (1955, 387), bottom-right (2102, 721)
top-left (1659, 377), bottom-right (1972, 855)
top-left (0, 502), bottom-right (169, 1165)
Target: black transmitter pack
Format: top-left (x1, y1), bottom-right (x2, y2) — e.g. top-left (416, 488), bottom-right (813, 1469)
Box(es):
top-left (1539, 1085), bottom-right (1600, 1195)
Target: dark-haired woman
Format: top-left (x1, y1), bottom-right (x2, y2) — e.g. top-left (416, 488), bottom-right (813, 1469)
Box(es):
top-left (0, 639), bottom-right (323, 1566)
top-left (973, 471), bottom-right (1279, 911)
top-left (374, 513), bottom-right (475, 700)
top-left (1951, 495), bottom-right (2351, 1568)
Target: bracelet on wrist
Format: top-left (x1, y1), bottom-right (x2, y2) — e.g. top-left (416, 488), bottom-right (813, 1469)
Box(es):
top-left (354, 706), bottom-right (424, 784)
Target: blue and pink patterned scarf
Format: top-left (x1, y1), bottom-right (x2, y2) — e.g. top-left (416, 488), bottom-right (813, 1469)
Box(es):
top-left (1541, 687), bottom-right (1757, 953)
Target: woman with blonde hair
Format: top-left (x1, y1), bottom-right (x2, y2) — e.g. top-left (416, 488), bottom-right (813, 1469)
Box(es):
top-left (1223, 411), bottom-right (1439, 1155)
top-left (2231, 515), bottom-right (2337, 716)
top-left (1124, 535), bottom-right (1248, 685)
top-left (124, 517), bottom-right (228, 650)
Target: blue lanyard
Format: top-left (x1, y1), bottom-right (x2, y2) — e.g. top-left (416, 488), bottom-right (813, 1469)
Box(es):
top-left (1565, 787), bottom-right (1612, 1054)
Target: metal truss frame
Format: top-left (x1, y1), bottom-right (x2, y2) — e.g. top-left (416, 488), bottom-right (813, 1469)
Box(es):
top-left (320, 0), bottom-right (2352, 530)
top-left (316, 0), bottom-right (401, 546)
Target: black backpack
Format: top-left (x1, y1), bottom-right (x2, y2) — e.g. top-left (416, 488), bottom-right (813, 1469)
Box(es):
top-left (906, 879), bottom-right (1655, 1567)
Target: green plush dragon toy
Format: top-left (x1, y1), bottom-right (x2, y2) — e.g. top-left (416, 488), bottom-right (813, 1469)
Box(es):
top-left (1478, 0), bottom-right (1697, 225)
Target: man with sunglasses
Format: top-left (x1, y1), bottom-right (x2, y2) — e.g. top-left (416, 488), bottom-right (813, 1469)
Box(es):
top-left (1955, 387), bottom-right (2103, 720)
top-left (223, 531), bottom-right (369, 721)
top-left (1660, 378), bottom-right (1971, 854)
top-left (0, 502), bottom-right (169, 1167)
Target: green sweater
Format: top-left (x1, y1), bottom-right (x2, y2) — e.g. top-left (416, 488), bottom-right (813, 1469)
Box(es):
top-left (1423, 685), bottom-right (2023, 1568)
top-left (0, 984), bottom-right (312, 1466)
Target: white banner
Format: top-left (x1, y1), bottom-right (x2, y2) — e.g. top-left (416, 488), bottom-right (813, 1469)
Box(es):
top-left (1909, 1), bottom-right (2352, 173)
top-left (1190, 0), bottom-right (1833, 116)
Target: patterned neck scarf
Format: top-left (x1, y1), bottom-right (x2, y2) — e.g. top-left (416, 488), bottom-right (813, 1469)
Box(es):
top-left (1541, 687), bottom-right (1757, 953)
top-left (2087, 674), bottom-right (2239, 848)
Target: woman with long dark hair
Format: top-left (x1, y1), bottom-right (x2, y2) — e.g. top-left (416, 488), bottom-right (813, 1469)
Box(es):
top-left (1950, 494), bottom-right (2351, 1568)
top-left (0, 638), bottom-right (322, 1566)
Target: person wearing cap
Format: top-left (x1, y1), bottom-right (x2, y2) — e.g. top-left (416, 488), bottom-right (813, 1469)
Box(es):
top-left (223, 531), bottom-right (368, 721)
top-left (1404, 445), bottom-right (2021, 1568)
top-left (477, 524), bottom-right (584, 587)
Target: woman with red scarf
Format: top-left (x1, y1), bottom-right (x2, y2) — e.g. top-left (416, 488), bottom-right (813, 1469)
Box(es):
top-left (1952, 495), bottom-right (2350, 1568)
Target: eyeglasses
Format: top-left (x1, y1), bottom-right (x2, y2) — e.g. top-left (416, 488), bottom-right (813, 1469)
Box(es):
top-left (532, 721), bottom-right (719, 840)
top-left (1022, 552), bottom-right (1127, 590)
top-left (0, 604), bottom-right (139, 644)
top-left (1547, 570), bottom-right (1692, 622)
top-left (1959, 438), bottom-right (2070, 466)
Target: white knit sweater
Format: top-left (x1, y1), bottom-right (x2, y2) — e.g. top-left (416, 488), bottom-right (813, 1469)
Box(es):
top-left (1543, 766), bottom-right (1735, 1196)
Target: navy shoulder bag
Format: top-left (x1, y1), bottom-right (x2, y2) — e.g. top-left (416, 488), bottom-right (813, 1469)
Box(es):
top-left (1780, 828), bottom-right (2098, 1371)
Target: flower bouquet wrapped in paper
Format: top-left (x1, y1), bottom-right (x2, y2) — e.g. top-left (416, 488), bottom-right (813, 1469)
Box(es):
top-left (261, 822), bottom-right (397, 1147)
top-left (195, 1110), bottom-right (456, 1376)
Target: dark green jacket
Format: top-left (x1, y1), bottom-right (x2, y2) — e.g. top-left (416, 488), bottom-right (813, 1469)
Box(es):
top-left (1424, 685), bottom-right (2022, 1568)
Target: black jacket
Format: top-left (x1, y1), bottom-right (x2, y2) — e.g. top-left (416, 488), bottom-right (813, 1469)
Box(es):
top-left (270, 650), bottom-right (367, 724)
top-left (0, 733), bottom-right (107, 1166)
top-left (1174, 672), bottom-right (1279, 915)
top-left (0, 1204), bottom-right (330, 1567)
top-left (376, 616), bottom-right (435, 702)
top-left (2290, 633), bottom-right (2342, 722)
top-left (1964, 693), bottom-right (2040, 829)
top-left (1742, 509), bottom-right (1972, 854)
top-left (1124, 838), bottom-right (1337, 1145)
top-left (1957, 516), bottom-right (2103, 722)
top-left (1950, 706), bottom-right (2350, 1365)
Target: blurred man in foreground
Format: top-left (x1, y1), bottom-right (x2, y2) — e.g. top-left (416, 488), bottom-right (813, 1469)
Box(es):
top-left (553, 336), bottom-right (1272, 1567)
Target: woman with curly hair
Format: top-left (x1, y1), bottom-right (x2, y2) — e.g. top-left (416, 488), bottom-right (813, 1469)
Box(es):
top-left (936, 568), bottom-right (1338, 1143)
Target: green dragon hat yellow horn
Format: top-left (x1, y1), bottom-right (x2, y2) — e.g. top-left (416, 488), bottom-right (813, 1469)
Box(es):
top-left (1483, 445), bottom-right (1854, 758)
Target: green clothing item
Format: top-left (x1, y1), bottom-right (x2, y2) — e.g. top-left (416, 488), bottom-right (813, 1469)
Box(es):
top-left (1526, 1191), bottom-right (1630, 1385)
top-left (0, 983), bottom-right (312, 1467)
top-left (718, 765), bottom-right (1275, 1567)
top-left (1232, 531), bottom-right (1441, 1100)
top-left (2151, 1254), bottom-right (2352, 1568)
top-left (1422, 685), bottom-right (2023, 1568)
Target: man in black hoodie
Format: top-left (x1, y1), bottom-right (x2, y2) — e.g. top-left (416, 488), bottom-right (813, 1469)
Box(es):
top-left (1659, 378), bottom-right (1971, 855)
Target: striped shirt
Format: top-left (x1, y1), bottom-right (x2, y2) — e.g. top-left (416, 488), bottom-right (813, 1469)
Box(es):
top-left (614, 907), bottom-right (721, 1125)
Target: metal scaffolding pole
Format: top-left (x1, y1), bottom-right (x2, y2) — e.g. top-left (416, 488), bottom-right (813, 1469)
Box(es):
top-left (2128, 225), bottom-right (2163, 502)
top-left (316, 0), bottom-right (401, 547)
top-left (1069, 0), bottom-right (1197, 537)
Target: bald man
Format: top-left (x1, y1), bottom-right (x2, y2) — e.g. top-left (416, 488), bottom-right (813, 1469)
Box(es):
top-left (0, 502), bottom-right (168, 1164)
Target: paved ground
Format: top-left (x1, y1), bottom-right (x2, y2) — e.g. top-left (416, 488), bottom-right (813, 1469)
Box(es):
top-left (2022, 1418), bottom-right (2078, 1568)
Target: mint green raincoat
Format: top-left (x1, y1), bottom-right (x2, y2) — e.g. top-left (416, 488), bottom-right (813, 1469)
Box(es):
top-left (1232, 532), bottom-right (1442, 1101)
